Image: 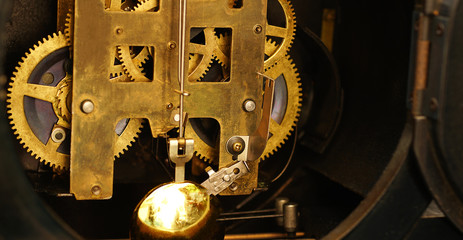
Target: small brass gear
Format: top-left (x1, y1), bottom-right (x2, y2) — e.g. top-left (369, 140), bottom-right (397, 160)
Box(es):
top-left (213, 0), bottom-right (296, 70)
top-left (189, 56), bottom-right (302, 162)
top-left (121, 0), bottom-right (215, 82)
top-left (6, 32), bottom-right (143, 171)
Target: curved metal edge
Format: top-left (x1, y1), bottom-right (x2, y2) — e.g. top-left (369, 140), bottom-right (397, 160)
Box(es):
top-left (322, 119), bottom-right (431, 240)
top-left (414, 117), bottom-right (463, 233)
top-left (298, 26), bottom-right (344, 154)
top-left (0, 0), bottom-right (81, 239)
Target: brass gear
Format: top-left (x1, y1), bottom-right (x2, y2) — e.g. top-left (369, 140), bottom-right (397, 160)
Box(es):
top-left (213, 0), bottom-right (296, 70)
top-left (117, 46), bottom-right (151, 82)
top-left (6, 32), bottom-right (143, 171)
top-left (265, 0), bottom-right (296, 68)
top-left (189, 56), bottom-right (302, 163)
top-left (121, 0), bottom-right (215, 82)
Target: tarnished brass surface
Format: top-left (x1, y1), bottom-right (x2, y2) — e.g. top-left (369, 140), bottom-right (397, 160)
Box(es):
top-left (71, 0), bottom-right (267, 199)
top-left (194, 0), bottom-right (300, 164)
top-left (193, 56), bottom-right (302, 163)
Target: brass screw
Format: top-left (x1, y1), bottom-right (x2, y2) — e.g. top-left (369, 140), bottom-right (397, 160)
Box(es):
top-left (233, 142), bottom-right (243, 153)
top-left (166, 103), bottom-right (174, 110)
top-left (91, 185), bottom-right (101, 196)
top-left (168, 41), bottom-right (177, 50)
top-left (253, 24), bottom-right (263, 34)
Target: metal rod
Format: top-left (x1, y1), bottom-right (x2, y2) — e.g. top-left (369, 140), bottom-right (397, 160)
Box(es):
top-left (178, 0), bottom-right (187, 138)
top-left (217, 214), bottom-right (282, 222)
top-left (221, 209), bottom-right (276, 216)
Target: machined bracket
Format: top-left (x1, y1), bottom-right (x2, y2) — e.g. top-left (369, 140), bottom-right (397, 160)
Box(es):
top-left (201, 161), bottom-right (250, 196)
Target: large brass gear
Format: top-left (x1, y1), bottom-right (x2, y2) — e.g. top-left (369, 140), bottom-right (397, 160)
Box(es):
top-left (6, 32), bottom-right (143, 171)
top-left (213, 0), bottom-right (296, 70)
top-left (189, 56), bottom-right (302, 163)
top-left (265, 0), bottom-right (296, 68)
top-left (120, 0), bottom-right (215, 82)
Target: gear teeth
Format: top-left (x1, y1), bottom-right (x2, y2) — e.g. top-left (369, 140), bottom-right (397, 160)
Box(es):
top-left (64, 10), bottom-right (74, 47)
top-left (7, 31), bottom-right (141, 172)
top-left (134, 0), bottom-right (159, 11)
top-left (196, 56), bottom-right (214, 82)
top-left (195, 151), bottom-right (213, 164)
top-left (118, 47), bottom-right (137, 81)
top-left (264, 0), bottom-right (297, 68)
top-left (115, 121), bottom-right (144, 159)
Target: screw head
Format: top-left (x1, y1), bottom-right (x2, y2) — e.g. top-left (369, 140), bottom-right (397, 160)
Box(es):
top-left (51, 128), bottom-right (66, 143)
top-left (81, 100), bottom-right (94, 114)
top-left (166, 103), bottom-right (174, 110)
top-left (226, 136), bottom-right (246, 155)
top-left (254, 24), bottom-right (263, 34)
top-left (168, 41), bottom-right (177, 50)
top-left (233, 142), bottom-right (243, 152)
top-left (243, 99), bottom-right (256, 112)
top-left (91, 185), bottom-right (101, 196)
top-left (41, 72), bottom-right (54, 85)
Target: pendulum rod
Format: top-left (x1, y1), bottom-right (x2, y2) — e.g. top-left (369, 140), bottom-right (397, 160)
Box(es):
top-left (178, 0), bottom-right (187, 138)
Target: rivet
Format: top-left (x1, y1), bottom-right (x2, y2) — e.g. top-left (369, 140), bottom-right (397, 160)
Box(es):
top-left (51, 128), bottom-right (66, 143)
top-left (243, 99), bottom-right (256, 112)
top-left (81, 100), bottom-right (94, 114)
top-left (223, 175), bottom-right (231, 182)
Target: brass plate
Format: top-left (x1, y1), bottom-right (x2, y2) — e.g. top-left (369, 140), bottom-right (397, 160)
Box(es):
top-left (72, 0), bottom-right (267, 199)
